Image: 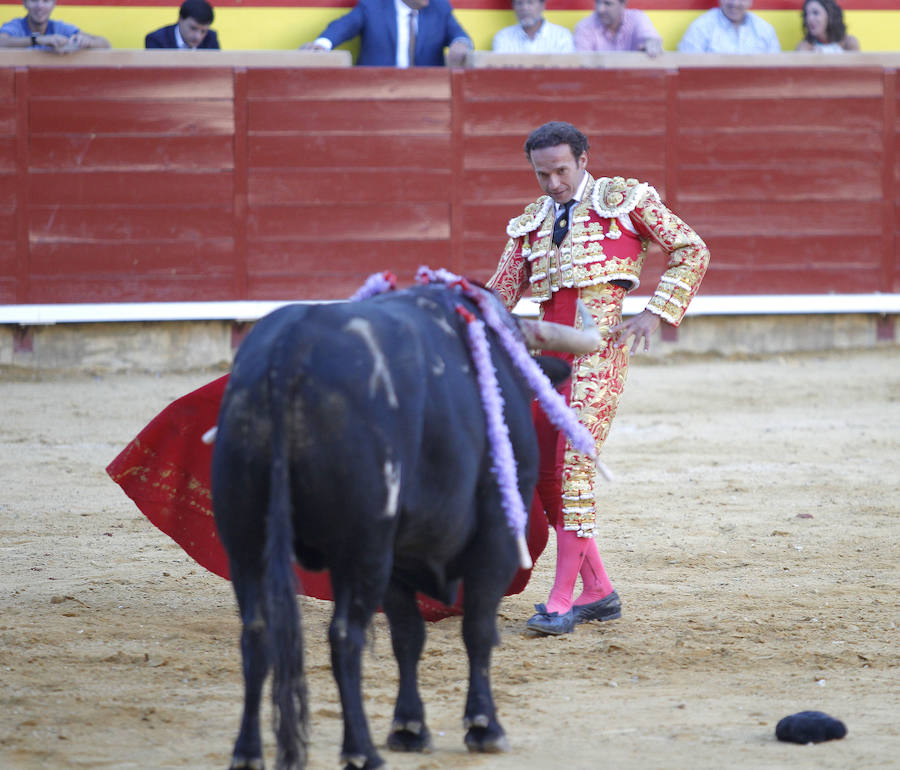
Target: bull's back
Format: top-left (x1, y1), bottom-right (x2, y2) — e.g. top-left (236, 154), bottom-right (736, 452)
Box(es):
top-left (214, 296), bottom-right (462, 546)
top-left (213, 288), bottom-right (530, 581)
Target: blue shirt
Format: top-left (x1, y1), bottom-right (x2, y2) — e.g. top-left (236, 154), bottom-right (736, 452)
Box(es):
top-left (0, 17), bottom-right (79, 50)
top-left (677, 8), bottom-right (781, 54)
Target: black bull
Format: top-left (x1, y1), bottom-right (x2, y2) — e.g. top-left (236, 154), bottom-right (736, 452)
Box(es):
top-left (211, 281), bottom-right (597, 770)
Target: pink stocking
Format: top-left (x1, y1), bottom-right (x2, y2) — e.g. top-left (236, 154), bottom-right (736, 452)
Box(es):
top-left (545, 525), bottom-right (586, 614)
top-left (574, 538), bottom-right (614, 606)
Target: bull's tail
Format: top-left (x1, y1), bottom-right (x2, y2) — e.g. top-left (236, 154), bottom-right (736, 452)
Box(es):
top-left (263, 368), bottom-right (309, 769)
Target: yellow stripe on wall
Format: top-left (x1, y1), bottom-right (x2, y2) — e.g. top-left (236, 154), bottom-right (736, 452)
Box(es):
top-left (0, 6), bottom-right (350, 49)
top-left (838, 11), bottom-right (900, 52)
top-left (1, 5), bottom-right (897, 55)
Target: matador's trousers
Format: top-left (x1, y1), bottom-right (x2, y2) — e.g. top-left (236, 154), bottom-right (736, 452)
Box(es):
top-left (533, 282), bottom-right (630, 537)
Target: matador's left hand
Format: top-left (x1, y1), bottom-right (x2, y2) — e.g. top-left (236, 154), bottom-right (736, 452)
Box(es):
top-left (609, 309), bottom-right (662, 354)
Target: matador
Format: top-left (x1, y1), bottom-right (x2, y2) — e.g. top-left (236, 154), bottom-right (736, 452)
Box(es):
top-left (487, 121), bottom-right (710, 635)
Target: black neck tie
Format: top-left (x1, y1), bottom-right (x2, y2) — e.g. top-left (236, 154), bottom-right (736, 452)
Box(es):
top-left (552, 200), bottom-right (575, 246)
top-left (408, 10), bottom-right (417, 67)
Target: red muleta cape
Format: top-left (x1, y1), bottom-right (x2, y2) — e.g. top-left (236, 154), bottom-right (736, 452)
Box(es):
top-left (106, 376), bottom-right (550, 622)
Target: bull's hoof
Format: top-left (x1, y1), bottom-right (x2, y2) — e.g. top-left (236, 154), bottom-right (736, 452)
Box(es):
top-left (340, 751), bottom-right (385, 770)
top-left (464, 725), bottom-right (510, 754)
top-left (387, 720), bottom-right (433, 753)
top-left (229, 755), bottom-right (264, 769)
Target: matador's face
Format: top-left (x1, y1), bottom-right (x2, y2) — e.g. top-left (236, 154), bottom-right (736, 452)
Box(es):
top-left (529, 144), bottom-right (588, 205)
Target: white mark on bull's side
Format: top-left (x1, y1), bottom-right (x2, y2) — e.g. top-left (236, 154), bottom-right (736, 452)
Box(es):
top-left (248, 603), bottom-right (265, 631)
top-left (415, 297), bottom-right (458, 337)
top-left (432, 356), bottom-right (445, 376)
top-left (333, 616), bottom-right (348, 641)
top-left (383, 460), bottom-right (401, 518)
top-left (345, 318), bottom-right (398, 408)
top-left (432, 315), bottom-right (457, 337)
top-left (416, 296), bottom-right (439, 312)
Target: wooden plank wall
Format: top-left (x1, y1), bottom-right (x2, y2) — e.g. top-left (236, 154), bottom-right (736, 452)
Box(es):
top-left (4, 64), bottom-right (898, 305)
top-left (0, 68), bottom-right (16, 304)
top-left (22, 68), bottom-right (236, 303)
top-left (675, 67), bottom-right (890, 294)
top-left (889, 69), bottom-right (899, 295)
top-left (243, 68), bottom-right (453, 300)
top-left (457, 67), bottom-right (671, 283)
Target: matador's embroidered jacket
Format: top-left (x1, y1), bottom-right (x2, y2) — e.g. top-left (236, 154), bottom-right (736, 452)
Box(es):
top-left (488, 175), bottom-right (710, 325)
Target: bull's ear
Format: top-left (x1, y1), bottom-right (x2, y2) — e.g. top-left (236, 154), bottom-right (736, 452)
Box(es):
top-left (534, 355), bottom-right (571, 387)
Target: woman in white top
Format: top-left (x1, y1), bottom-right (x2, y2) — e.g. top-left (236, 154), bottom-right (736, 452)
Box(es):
top-left (796, 0), bottom-right (859, 52)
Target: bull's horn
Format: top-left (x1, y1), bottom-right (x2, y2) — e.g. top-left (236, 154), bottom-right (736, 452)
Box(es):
top-left (519, 300), bottom-right (605, 354)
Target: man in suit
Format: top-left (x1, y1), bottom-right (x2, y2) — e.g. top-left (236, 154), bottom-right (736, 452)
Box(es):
top-left (301, 0), bottom-right (472, 67)
top-left (145, 0), bottom-right (220, 49)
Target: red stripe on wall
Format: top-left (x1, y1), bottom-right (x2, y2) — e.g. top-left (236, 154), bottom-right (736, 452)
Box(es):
top-left (44, 0), bottom-right (900, 10)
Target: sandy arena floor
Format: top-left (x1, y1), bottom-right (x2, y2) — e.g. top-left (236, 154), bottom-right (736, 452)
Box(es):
top-left (1, 347), bottom-right (898, 769)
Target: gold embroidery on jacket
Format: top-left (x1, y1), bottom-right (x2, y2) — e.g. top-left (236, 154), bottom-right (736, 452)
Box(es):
top-left (554, 283), bottom-right (629, 537)
top-left (488, 175), bottom-right (710, 327)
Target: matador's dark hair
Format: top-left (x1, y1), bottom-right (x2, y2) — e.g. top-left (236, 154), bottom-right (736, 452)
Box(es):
top-left (524, 122), bottom-right (590, 161)
top-left (802, 0), bottom-right (847, 44)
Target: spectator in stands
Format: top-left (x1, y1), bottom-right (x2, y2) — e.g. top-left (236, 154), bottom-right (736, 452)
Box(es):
top-left (300, 0), bottom-right (472, 67)
top-left (795, 0), bottom-right (858, 52)
top-left (573, 0), bottom-right (663, 57)
top-left (677, 0), bottom-right (780, 53)
top-left (146, 0), bottom-right (220, 49)
top-left (0, 0), bottom-right (109, 52)
top-left (493, 0), bottom-right (575, 54)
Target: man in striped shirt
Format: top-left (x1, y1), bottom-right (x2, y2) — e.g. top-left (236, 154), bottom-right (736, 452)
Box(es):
top-left (573, 0), bottom-right (663, 57)
top-left (492, 0), bottom-right (575, 53)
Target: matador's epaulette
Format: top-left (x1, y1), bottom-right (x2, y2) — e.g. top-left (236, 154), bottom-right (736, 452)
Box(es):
top-left (590, 176), bottom-right (655, 218)
top-left (506, 196), bottom-right (554, 238)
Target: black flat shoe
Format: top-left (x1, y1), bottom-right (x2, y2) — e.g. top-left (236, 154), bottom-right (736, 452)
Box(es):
top-left (525, 603), bottom-right (575, 635)
top-left (572, 591), bottom-right (622, 624)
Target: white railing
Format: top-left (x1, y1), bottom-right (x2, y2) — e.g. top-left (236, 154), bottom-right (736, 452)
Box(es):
top-left (1, 294), bottom-right (898, 326)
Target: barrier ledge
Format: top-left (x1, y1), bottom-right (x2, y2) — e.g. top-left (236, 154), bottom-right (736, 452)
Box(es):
top-left (5, 50), bottom-right (899, 70)
top-left (2, 294), bottom-right (898, 326)
top-left (470, 51), bottom-right (900, 69)
top-left (0, 49), bottom-right (352, 67)
top-left (0, 301), bottom-right (309, 325)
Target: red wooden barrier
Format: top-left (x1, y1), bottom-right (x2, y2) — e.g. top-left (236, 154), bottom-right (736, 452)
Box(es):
top-left (244, 68), bottom-right (453, 299)
top-left (1, 60), bottom-right (897, 305)
top-left (675, 67), bottom-right (890, 294)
